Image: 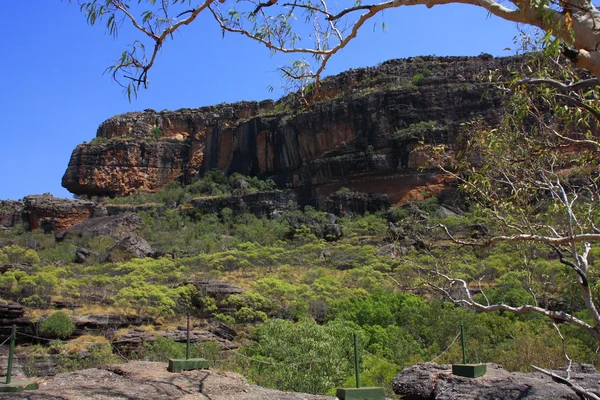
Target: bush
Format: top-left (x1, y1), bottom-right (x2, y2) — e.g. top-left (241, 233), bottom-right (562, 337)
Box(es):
top-left (41, 311), bottom-right (76, 339)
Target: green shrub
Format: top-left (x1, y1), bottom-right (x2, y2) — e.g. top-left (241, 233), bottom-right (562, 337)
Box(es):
top-left (151, 126), bottom-right (163, 138)
top-left (41, 311), bottom-right (76, 339)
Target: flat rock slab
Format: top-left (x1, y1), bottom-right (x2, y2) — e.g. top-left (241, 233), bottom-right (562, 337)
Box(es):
top-left (0, 361), bottom-right (336, 400)
top-left (392, 363), bottom-right (600, 400)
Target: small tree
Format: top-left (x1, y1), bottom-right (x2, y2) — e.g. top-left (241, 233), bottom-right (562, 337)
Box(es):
top-left (41, 311), bottom-right (76, 340)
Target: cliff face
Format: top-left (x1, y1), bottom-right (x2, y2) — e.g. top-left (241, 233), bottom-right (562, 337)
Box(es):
top-left (63, 55), bottom-right (516, 201)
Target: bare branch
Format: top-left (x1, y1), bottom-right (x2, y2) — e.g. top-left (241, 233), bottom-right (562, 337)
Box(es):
top-left (426, 268), bottom-right (599, 338)
top-left (550, 244), bottom-right (589, 287)
top-left (253, 0), bottom-right (279, 15)
top-left (553, 323), bottom-right (572, 380)
top-left (435, 224), bottom-right (600, 247)
top-left (531, 366), bottom-right (600, 400)
top-left (514, 77), bottom-right (600, 92)
top-left (112, 1), bottom-right (160, 41)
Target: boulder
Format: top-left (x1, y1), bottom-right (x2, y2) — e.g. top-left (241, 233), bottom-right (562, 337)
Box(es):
top-left (375, 243), bottom-right (402, 258)
top-left (323, 223), bottom-right (343, 241)
top-left (111, 326), bottom-right (238, 355)
top-left (56, 212), bottom-right (142, 241)
top-left (72, 314), bottom-right (156, 336)
top-left (436, 205), bottom-right (460, 219)
top-left (392, 363), bottom-right (600, 400)
top-left (73, 247), bottom-right (100, 264)
top-left (0, 302), bottom-right (36, 343)
top-left (211, 324), bottom-right (237, 341)
top-left (106, 235), bottom-right (156, 261)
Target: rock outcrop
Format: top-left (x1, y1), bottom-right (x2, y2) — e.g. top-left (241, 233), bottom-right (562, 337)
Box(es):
top-left (0, 361), bottom-right (336, 399)
top-left (0, 302), bottom-right (35, 343)
top-left (111, 326), bottom-right (237, 353)
top-left (286, 213), bottom-right (343, 241)
top-left (392, 363), bottom-right (600, 399)
top-left (0, 201), bottom-right (23, 229)
top-left (62, 139), bottom-right (190, 196)
top-left (187, 189), bottom-right (299, 218)
top-left (56, 212), bottom-right (142, 240)
top-left (105, 235), bottom-right (157, 261)
top-left (63, 55), bottom-right (517, 202)
top-left (23, 194), bottom-right (97, 233)
top-left (325, 190), bottom-right (390, 216)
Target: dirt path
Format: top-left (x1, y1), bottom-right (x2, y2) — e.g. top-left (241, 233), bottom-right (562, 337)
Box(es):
top-left (0, 361), bottom-right (336, 400)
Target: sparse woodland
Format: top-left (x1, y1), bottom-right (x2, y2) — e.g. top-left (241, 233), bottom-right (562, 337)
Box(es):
top-left (2, 0), bottom-right (600, 397)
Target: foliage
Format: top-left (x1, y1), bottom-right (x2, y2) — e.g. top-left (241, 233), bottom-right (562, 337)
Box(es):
top-left (141, 336), bottom-right (218, 362)
top-left (0, 245), bottom-right (40, 265)
top-left (416, 38), bottom-right (600, 346)
top-left (243, 319), bottom-right (358, 394)
top-left (5, 180), bottom-right (600, 391)
top-left (151, 126), bottom-right (162, 138)
top-left (40, 311), bottom-right (76, 339)
top-left (21, 336), bottom-right (118, 375)
top-left (393, 120), bottom-right (438, 141)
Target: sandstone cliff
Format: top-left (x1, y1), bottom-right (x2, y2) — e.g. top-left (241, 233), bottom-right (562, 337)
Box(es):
top-left (63, 54), bottom-right (517, 201)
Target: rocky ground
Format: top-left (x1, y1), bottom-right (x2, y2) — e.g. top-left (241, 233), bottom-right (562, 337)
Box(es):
top-left (392, 363), bottom-right (600, 399)
top-left (1, 361), bottom-right (336, 400)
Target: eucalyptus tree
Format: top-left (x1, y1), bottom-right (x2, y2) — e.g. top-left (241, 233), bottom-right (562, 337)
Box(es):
top-left (422, 47), bottom-right (600, 341)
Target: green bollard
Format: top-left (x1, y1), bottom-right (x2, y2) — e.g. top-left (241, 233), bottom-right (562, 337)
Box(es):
top-left (453, 323), bottom-right (487, 378)
top-left (461, 324), bottom-right (467, 364)
top-left (336, 332), bottom-right (384, 400)
top-left (186, 314), bottom-right (190, 361)
top-left (6, 325), bottom-right (15, 385)
top-left (354, 333), bottom-right (360, 389)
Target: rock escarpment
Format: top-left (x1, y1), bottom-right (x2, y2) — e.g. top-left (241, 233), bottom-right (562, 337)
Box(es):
top-left (63, 55), bottom-right (517, 201)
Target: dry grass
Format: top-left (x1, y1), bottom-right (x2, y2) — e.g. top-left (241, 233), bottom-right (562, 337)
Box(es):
top-left (64, 334), bottom-right (110, 353)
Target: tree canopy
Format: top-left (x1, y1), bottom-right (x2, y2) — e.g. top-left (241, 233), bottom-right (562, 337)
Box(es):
top-left (73, 0), bottom-right (600, 98)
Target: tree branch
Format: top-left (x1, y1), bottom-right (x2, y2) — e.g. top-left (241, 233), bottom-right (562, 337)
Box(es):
top-left (435, 224), bottom-right (600, 247)
top-left (514, 77), bottom-right (600, 92)
top-left (532, 365), bottom-right (600, 400)
top-left (426, 268), bottom-right (599, 338)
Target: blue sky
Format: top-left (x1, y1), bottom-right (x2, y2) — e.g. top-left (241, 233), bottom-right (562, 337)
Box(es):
top-left (0, 2), bottom-right (520, 200)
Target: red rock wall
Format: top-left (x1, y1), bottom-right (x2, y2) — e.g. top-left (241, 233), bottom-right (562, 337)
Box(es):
top-left (62, 55), bottom-right (517, 198)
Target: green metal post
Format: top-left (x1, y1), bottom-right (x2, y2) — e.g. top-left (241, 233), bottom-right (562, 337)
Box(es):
top-left (353, 333), bottom-right (360, 389)
top-left (186, 314), bottom-right (191, 360)
top-left (461, 324), bottom-right (467, 364)
top-left (6, 325), bottom-right (15, 384)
